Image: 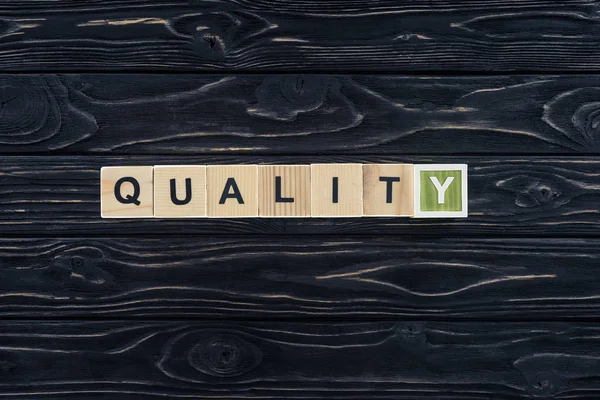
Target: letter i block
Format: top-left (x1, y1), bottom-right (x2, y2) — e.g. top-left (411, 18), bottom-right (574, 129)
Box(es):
top-left (311, 164), bottom-right (363, 217)
top-left (154, 166), bottom-right (207, 218)
top-left (101, 166), bottom-right (154, 218)
top-left (413, 164), bottom-right (468, 218)
top-left (363, 164), bottom-right (414, 216)
top-left (207, 165), bottom-right (258, 217)
top-left (259, 165), bottom-right (311, 217)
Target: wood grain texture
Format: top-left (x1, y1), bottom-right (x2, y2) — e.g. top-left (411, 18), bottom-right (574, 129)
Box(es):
top-left (1, 237), bottom-right (600, 319)
top-left (0, 1), bottom-right (600, 72)
top-left (258, 165), bottom-right (310, 217)
top-left (7, 74), bottom-right (600, 154)
top-left (1, 155), bottom-right (599, 235)
top-left (207, 165), bottom-right (258, 217)
top-left (311, 163), bottom-right (363, 217)
top-left (0, 320), bottom-right (596, 398)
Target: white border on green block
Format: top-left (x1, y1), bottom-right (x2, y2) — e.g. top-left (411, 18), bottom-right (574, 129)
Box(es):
top-left (413, 164), bottom-right (468, 218)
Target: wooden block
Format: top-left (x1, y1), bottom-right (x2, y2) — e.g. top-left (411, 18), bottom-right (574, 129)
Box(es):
top-left (207, 165), bottom-right (258, 217)
top-left (414, 164), bottom-right (468, 218)
top-left (363, 164), bottom-right (414, 216)
top-left (259, 165), bottom-right (311, 217)
top-left (311, 164), bottom-right (363, 217)
top-left (101, 166), bottom-right (153, 218)
top-left (154, 166), bottom-right (207, 218)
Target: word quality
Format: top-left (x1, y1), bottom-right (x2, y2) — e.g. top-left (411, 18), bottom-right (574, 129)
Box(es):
top-left (101, 164), bottom-right (468, 219)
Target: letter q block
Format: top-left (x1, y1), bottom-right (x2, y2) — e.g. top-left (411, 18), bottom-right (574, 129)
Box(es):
top-left (101, 166), bottom-right (154, 218)
top-left (414, 164), bottom-right (468, 218)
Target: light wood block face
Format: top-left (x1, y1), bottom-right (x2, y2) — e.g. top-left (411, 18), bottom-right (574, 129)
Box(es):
top-left (154, 166), bottom-right (207, 218)
top-left (363, 164), bottom-right (414, 216)
top-left (101, 166), bottom-right (154, 218)
top-left (207, 165), bottom-right (258, 217)
top-left (259, 165), bottom-right (311, 217)
top-left (311, 164), bottom-right (363, 217)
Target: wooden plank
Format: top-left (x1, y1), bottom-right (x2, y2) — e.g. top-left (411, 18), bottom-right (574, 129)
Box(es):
top-left (0, 237), bottom-right (599, 319)
top-left (5, 74), bottom-right (600, 154)
top-left (0, 1), bottom-right (599, 72)
top-left (0, 320), bottom-right (596, 398)
top-left (0, 155), bottom-right (598, 235)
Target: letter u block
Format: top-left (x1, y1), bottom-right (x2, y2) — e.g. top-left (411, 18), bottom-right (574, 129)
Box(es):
top-left (101, 166), bottom-right (154, 218)
top-left (154, 166), bottom-right (207, 218)
top-left (413, 164), bottom-right (468, 218)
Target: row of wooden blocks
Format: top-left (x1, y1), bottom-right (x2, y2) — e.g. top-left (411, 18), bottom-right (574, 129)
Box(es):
top-left (101, 164), bottom-right (468, 218)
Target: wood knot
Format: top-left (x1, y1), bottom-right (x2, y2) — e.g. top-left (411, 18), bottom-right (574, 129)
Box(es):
top-left (47, 246), bottom-right (113, 291)
top-left (189, 333), bottom-right (263, 377)
top-left (0, 76), bottom-right (96, 151)
top-left (248, 75), bottom-right (340, 121)
top-left (173, 9), bottom-right (275, 61)
top-left (495, 175), bottom-right (569, 209)
top-left (543, 87), bottom-right (600, 150)
top-left (157, 329), bottom-right (263, 382)
top-left (513, 354), bottom-right (580, 397)
top-left (394, 323), bottom-right (428, 348)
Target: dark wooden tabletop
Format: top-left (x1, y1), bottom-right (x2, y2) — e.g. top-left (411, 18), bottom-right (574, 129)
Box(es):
top-left (2, 1), bottom-right (600, 398)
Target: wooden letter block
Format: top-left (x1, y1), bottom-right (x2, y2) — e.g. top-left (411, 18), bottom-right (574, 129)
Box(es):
top-left (414, 164), bottom-right (468, 218)
top-left (259, 165), bottom-right (311, 217)
top-left (154, 166), bottom-right (207, 218)
top-left (363, 164), bottom-right (414, 216)
top-left (101, 166), bottom-right (154, 218)
top-left (207, 165), bottom-right (258, 217)
top-left (311, 164), bottom-right (363, 217)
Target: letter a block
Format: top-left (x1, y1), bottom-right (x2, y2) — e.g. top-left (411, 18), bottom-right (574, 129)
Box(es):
top-left (311, 164), bottom-right (363, 217)
top-left (154, 166), bottom-right (207, 218)
top-left (101, 166), bottom-right (154, 218)
top-left (207, 165), bottom-right (258, 217)
top-left (259, 165), bottom-right (311, 217)
top-left (363, 164), bottom-right (414, 217)
top-left (414, 164), bottom-right (468, 218)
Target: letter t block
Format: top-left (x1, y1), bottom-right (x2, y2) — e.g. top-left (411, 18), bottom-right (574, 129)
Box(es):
top-left (363, 164), bottom-right (414, 216)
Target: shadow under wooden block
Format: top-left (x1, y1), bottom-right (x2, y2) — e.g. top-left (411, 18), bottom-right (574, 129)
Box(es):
top-left (259, 165), bottom-right (311, 217)
top-left (154, 166), bottom-right (207, 218)
top-left (414, 164), bottom-right (468, 218)
top-left (363, 164), bottom-right (414, 216)
top-left (207, 165), bottom-right (258, 218)
top-left (311, 164), bottom-right (363, 217)
top-left (101, 166), bottom-right (153, 218)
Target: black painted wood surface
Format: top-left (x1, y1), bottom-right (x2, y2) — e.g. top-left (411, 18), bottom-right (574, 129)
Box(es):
top-left (0, 1), bottom-right (600, 72)
top-left (4, 1), bottom-right (600, 397)
top-left (0, 155), bottom-right (596, 235)
top-left (0, 320), bottom-right (595, 399)
top-left (0, 237), bottom-right (597, 320)
top-left (5, 74), bottom-right (600, 154)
